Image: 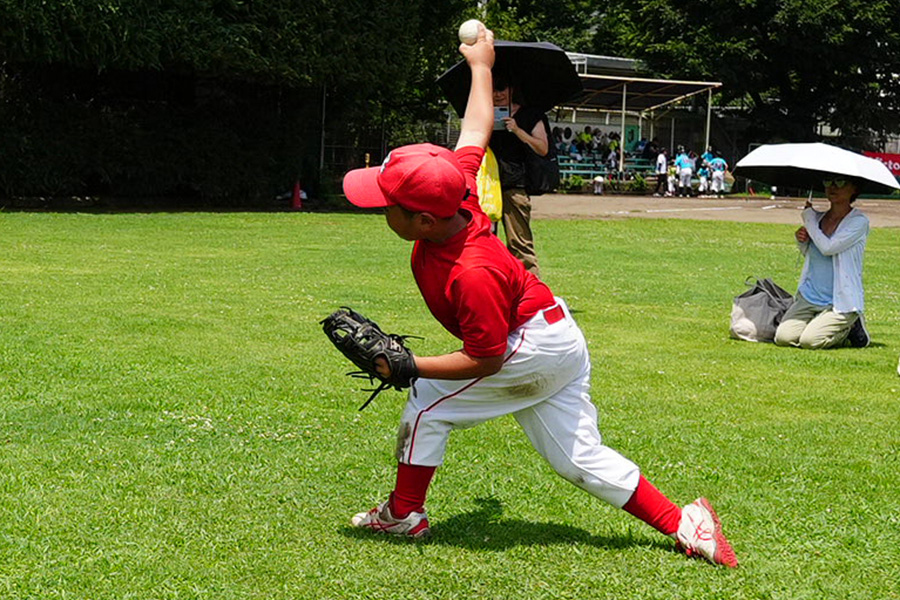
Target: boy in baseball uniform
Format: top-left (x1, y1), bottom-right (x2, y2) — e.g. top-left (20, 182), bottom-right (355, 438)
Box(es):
top-left (674, 147), bottom-right (694, 197)
top-left (709, 155), bottom-right (729, 198)
top-left (340, 26), bottom-right (736, 567)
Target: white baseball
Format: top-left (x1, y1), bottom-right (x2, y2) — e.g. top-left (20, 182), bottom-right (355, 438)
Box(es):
top-left (458, 19), bottom-right (483, 45)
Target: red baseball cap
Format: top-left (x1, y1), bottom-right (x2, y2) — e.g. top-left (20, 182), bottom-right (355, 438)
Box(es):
top-left (342, 143), bottom-right (468, 219)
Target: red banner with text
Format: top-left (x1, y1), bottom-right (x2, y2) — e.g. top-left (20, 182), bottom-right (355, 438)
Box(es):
top-left (863, 152), bottom-right (900, 176)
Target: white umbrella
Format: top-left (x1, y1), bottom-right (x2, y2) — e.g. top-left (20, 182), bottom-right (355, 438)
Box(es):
top-left (733, 142), bottom-right (900, 195)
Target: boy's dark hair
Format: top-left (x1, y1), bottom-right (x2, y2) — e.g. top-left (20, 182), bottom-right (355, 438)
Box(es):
top-left (393, 199), bottom-right (461, 220)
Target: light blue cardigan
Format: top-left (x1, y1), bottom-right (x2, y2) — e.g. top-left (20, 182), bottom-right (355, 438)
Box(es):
top-left (797, 207), bottom-right (869, 314)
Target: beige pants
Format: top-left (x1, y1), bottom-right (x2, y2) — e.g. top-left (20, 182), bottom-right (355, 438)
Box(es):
top-left (501, 188), bottom-right (540, 276)
top-left (774, 294), bottom-right (859, 349)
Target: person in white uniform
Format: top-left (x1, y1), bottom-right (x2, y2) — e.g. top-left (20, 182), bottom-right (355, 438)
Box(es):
top-left (709, 155), bottom-right (728, 197)
top-left (674, 147), bottom-right (693, 197)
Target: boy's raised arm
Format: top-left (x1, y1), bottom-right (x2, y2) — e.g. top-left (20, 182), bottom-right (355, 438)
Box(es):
top-left (455, 25), bottom-right (495, 152)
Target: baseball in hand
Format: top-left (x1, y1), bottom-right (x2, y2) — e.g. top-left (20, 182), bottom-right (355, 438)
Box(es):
top-left (458, 19), bottom-right (483, 45)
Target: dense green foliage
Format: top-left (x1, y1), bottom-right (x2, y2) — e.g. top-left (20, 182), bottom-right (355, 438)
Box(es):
top-left (0, 1), bottom-right (897, 202)
top-left (1, 213), bottom-right (898, 597)
top-left (0, 0), bottom-right (468, 204)
top-left (0, 0), bottom-right (448, 89)
top-left (580, 0), bottom-right (900, 145)
top-left (482, 0), bottom-right (900, 146)
top-left (0, 67), bottom-right (317, 204)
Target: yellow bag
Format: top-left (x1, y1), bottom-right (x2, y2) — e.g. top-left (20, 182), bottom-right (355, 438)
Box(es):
top-left (476, 147), bottom-right (503, 222)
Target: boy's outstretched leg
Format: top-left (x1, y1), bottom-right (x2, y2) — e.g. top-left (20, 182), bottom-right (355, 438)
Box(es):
top-left (622, 476), bottom-right (738, 568)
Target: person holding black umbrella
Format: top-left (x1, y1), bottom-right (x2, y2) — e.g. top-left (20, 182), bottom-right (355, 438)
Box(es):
top-left (489, 73), bottom-right (550, 276)
top-left (438, 40), bottom-right (583, 277)
top-left (774, 177), bottom-right (871, 349)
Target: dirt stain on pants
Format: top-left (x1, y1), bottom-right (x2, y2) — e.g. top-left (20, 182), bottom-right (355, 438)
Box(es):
top-left (395, 422), bottom-right (412, 462)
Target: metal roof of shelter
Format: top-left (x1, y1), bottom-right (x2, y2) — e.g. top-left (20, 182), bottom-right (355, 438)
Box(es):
top-left (563, 52), bottom-right (722, 114)
top-left (558, 52), bottom-right (723, 172)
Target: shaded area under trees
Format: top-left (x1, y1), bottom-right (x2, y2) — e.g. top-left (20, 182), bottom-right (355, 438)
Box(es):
top-left (1, 0), bottom-right (898, 208)
top-left (0, 0), bottom-right (467, 208)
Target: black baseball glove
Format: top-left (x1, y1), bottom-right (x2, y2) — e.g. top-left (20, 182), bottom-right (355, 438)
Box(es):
top-left (321, 307), bottom-right (420, 410)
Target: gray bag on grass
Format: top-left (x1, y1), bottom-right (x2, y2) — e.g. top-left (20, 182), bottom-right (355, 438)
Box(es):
top-left (729, 277), bottom-right (794, 342)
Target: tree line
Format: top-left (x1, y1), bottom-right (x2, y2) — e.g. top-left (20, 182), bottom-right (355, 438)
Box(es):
top-left (0, 0), bottom-right (896, 207)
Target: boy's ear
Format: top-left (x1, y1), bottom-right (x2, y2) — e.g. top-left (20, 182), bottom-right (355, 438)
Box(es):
top-left (414, 212), bottom-right (439, 228)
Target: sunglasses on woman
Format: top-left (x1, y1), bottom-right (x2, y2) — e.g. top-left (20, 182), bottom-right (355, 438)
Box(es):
top-left (822, 179), bottom-right (848, 188)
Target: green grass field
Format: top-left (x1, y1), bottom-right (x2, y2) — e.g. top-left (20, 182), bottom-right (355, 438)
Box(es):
top-left (1, 212), bottom-right (898, 599)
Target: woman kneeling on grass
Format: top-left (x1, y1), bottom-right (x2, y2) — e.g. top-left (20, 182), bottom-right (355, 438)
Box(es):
top-left (774, 176), bottom-right (870, 349)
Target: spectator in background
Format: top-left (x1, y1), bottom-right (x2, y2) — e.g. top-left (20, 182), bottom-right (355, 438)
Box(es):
top-left (607, 145), bottom-right (618, 171)
top-left (593, 129), bottom-right (606, 155)
top-left (653, 148), bottom-right (668, 196)
top-left (642, 138), bottom-right (660, 161)
top-left (774, 178), bottom-right (870, 349)
top-left (674, 146), bottom-right (693, 197)
top-left (568, 140), bottom-right (583, 162)
top-left (490, 74), bottom-right (550, 276)
top-left (608, 132), bottom-right (620, 157)
top-left (635, 137), bottom-right (648, 155)
top-left (666, 163), bottom-right (677, 197)
top-left (577, 126), bottom-right (594, 155)
top-left (709, 154), bottom-right (728, 198)
top-left (596, 130), bottom-right (609, 153)
top-left (553, 127), bottom-right (567, 155)
top-left (697, 162), bottom-right (710, 196)
top-left (607, 132), bottom-right (620, 171)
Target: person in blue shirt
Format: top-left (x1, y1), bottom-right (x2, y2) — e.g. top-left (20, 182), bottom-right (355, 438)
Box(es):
top-left (774, 176), bottom-right (870, 349)
top-left (697, 164), bottom-right (711, 196)
top-left (701, 146), bottom-right (714, 166)
top-left (674, 147), bottom-right (693, 197)
top-left (708, 155), bottom-right (728, 198)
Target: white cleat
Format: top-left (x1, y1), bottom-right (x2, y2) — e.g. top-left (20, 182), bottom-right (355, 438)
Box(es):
top-left (676, 497), bottom-right (738, 567)
top-left (351, 500), bottom-right (431, 539)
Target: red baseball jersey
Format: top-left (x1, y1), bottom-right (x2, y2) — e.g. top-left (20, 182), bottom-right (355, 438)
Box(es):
top-left (411, 145), bottom-right (555, 357)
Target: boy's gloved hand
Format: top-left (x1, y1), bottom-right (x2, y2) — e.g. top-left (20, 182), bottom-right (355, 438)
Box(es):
top-left (321, 307), bottom-right (419, 410)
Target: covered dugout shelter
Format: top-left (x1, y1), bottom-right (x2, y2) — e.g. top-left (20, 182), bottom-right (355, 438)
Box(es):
top-left (561, 53), bottom-right (722, 172)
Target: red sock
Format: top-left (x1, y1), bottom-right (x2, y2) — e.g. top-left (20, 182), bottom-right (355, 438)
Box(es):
top-left (389, 463), bottom-right (436, 518)
top-left (621, 475), bottom-right (682, 536)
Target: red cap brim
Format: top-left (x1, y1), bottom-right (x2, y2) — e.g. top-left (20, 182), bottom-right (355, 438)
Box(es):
top-left (342, 166), bottom-right (391, 209)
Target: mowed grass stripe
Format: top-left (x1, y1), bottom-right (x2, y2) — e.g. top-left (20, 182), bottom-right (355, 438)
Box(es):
top-left (0, 212), bottom-right (897, 599)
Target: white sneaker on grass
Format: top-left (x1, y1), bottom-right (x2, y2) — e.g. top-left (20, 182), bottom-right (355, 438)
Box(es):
top-left (351, 500), bottom-right (431, 538)
top-left (676, 497), bottom-right (738, 567)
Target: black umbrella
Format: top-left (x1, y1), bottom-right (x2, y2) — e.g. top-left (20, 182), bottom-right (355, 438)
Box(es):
top-left (437, 40), bottom-right (583, 115)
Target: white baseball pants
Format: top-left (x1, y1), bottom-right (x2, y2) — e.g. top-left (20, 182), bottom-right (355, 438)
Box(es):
top-left (711, 171), bottom-right (725, 193)
top-left (395, 299), bottom-right (641, 508)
